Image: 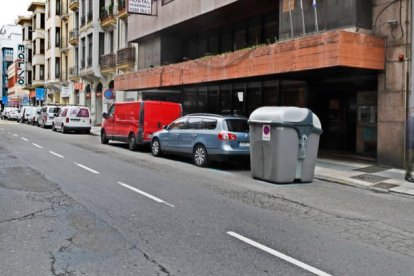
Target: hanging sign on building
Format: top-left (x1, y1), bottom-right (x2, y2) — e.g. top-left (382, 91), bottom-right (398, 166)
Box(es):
top-left (128, 0), bottom-right (152, 15)
top-left (16, 44), bottom-right (26, 86)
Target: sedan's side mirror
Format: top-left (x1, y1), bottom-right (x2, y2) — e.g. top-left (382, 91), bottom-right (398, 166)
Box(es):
top-left (163, 125), bottom-right (168, 130)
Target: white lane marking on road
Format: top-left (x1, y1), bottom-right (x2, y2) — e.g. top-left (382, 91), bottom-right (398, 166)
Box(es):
top-left (21, 137), bottom-right (29, 141)
top-left (32, 143), bottom-right (43, 149)
top-left (74, 162), bottom-right (100, 174)
top-left (0, 128), bottom-right (3, 130)
top-left (49, 151), bottom-right (64, 159)
top-left (118, 181), bottom-right (175, 208)
top-left (227, 231), bottom-right (332, 276)
top-left (13, 134), bottom-right (18, 137)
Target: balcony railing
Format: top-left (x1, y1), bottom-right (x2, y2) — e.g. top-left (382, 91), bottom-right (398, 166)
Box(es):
top-left (87, 57), bottom-right (92, 67)
top-left (100, 53), bottom-right (116, 70)
top-left (69, 66), bottom-right (79, 78)
top-left (117, 46), bottom-right (135, 66)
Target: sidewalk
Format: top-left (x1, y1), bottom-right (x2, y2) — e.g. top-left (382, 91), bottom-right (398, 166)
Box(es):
top-left (89, 126), bottom-right (414, 197)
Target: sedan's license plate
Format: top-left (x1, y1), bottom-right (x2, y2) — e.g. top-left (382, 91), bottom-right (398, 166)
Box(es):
top-left (239, 142), bottom-right (250, 147)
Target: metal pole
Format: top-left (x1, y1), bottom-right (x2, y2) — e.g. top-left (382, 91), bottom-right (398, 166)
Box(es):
top-left (300, 0), bottom-right (306, 35)
top-left (408, 0), bottom-right (414, 173)
top-left (288, 0), bottom-right (294, 38)
top-left (313, 0), bottom-right (319, 32)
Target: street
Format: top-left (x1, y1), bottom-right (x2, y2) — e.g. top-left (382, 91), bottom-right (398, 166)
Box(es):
top-left (1, 120), bottom-right (414, 276)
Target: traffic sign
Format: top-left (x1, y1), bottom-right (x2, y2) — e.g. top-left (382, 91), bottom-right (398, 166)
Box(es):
top-left (262, 125), bottom-right (271, 141)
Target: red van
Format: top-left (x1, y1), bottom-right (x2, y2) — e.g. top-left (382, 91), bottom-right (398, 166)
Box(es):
top-left (101, 101), bottom-right (182, 150)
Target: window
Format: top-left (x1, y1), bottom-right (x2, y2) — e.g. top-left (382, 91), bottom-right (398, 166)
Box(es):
top-left (39, 65), bottom-right (44, 80)
top-left (56, 0), bottom-right (61, 15)
top-left (41, 14), bottom-right (45, 29)
top-left (168, 118), bottom-right (187, 130)
top-left (56, 27), bottom-right (61, 47)
top-left (108, 105), bottom-right (115, 116)
top-left (55, 57), bottom-right (61, 78)
top-left (77, 108), bottom-right (90, 117)
top-left (28, 27), bottom-right (32, 40)
top-left (201, 119), bottom-right (217, 130)
top-left (61, 109), bottom-right (68, 117)
top-left (225, 119), bottom-right (249, 133)
top-left (40, 39), bottom-right (45, 54)
top-left (185, 118), bottom-right (201, 130)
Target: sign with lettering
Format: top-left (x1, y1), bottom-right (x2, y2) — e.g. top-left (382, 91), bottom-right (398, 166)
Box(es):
top-left (128, 0), bottom-right (152, 15)
top-left (35, 88), bottom-right (45, 101)
top-left (17, 44), bottom-right (26, 86)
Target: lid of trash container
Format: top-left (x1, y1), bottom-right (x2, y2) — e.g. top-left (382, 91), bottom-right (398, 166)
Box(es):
top-left (248, 106), bottom-right (322, 130)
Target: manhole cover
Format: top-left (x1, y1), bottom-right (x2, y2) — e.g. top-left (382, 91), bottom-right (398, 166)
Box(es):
top-left (351, 174), bottom-right (389, 183)
top-left (354, 165), bottom-right (391, 173)
top-left (372, 182), bottom-right (399, 190)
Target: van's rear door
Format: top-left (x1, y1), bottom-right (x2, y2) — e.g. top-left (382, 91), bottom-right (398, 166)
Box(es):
top-left (142, 102), bottom-right (182, 141)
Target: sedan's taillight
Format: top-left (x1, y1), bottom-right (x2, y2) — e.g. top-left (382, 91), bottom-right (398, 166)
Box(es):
top-left (218, 132), bottom-right (237, 141)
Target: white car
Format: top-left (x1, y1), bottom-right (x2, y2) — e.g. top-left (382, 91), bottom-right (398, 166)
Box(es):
top-left (1, 107), bottom-right (18, 120)
top-left (52, 106), bottom-right (91, 134)
top-left (28, 106), bottom-right (42, 125)
top-left (18, 106), bottom-right (35, 123)
top-left (38, 106), bottom-right (60, 128)
top-left (8, 108), bottom-right (20, 120)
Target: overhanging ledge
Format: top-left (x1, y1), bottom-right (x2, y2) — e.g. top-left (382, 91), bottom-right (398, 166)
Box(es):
top-left (115, 31), bottom-right (385, 91)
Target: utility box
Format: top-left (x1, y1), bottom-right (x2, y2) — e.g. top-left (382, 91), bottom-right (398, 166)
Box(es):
top-left (248, 107), bottom-right (322, 183)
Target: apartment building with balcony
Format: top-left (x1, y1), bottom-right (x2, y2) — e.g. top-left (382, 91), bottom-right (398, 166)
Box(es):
top-left (69, 0), bottom-right (81, 104)
top-left (7, 60), bottom-right (30, 106)
top-left (0, 24), bottom-right (22, 108)
top-left (74, 0), bottom-right (104, 125)
top-left (115, 0), bottom-right (412, 168)
top-left (16, 16), bottom-right (33, 98)
top-left (99, 0), bottom-right (135, 110)
top-left (29, 2), bottom-right (46, 104)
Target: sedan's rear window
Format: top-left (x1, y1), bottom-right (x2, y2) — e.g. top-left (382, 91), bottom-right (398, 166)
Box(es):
top-left (225, 119), bottom-right (249, 133)
top-left (48, 107), bottom-right (59, 114)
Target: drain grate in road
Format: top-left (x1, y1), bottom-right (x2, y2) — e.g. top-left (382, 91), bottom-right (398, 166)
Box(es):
top-left (351, 174), bottom-right (389, 183)
top-left (372, 182), bottom-right (399, 190)
top-left (353, 165), bottom-right (391, 173)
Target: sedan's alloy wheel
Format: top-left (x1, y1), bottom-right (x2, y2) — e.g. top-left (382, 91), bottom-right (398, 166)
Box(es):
top-left (193, 145), bottom-right (208, 167)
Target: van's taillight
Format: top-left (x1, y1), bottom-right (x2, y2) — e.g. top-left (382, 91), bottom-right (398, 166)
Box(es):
top-left (66, 118), bottom-right (69, 123)
top-left (218, 132), bottom-right (237, 141)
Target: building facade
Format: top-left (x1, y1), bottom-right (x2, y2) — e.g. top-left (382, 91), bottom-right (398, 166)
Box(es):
top-left (115, 0), bottom-right (412, 168)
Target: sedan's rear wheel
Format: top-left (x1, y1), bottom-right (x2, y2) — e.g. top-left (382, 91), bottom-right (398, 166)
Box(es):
top-left (151, 138), bottom-right (162, 157)
top-left (193, 144), bottom-right (208, 167)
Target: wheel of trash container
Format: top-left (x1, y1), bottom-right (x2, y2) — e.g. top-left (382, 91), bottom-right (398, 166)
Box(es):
top-left (193, 144), bottom-right (208, 167)
top-left (101, 130), bottom-right (109, 144)
top-left (151, 138), bottom-right (162, 157)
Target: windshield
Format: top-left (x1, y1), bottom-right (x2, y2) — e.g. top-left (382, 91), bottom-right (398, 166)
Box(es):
top-left (225, 119), bottom-right (249, 133)
top-left (48, 107), bottom-right (60, 114)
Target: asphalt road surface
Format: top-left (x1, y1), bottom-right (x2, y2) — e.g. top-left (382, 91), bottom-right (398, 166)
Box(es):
top-left (0, 120), bottom-right (414, 276)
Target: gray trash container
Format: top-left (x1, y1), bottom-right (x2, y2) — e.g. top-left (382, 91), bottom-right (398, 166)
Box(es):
top-left (248, 107), bottom-right (322, 183)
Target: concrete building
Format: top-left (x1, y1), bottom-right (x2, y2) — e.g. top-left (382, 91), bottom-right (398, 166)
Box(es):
top-left (7, 60), bottom-right (30, 107)
top-left (115, 0), bottom-right (412, 168)
top-left (29, 2), bottom-right (46, 104)
top-left (68, 0), bottom-right (81, 104)
top-left (0, 24), bottom-right (22, 108)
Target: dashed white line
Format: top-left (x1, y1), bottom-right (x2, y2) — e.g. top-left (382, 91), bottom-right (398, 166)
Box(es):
top-left (227, 231), bottom-right (332, 276)
top-left (21, 137), bottom-right (29, 141)
top-left (118, 181), bottom-right (175, 208)
top-left (49, 151), bottom-right (64, 159)
top-left (32, 143), bottom-right (43, 149)
top-left (13, 134), bottom-right (18, 137)
top-left (0, 128), bottom-right (3, 130)
top-left (74, 162), bottom-right (100, 174)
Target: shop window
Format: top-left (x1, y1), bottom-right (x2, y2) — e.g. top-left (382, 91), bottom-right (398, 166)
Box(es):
top-left (183, 87), bottom-right (197, 114)
top-left (220, 84), bottom-right (232, 115)
top-left (197, 86), bottom-right (207, 113)
top-left (232, 83), bottom-right (245, 116)
top-left (263, 80), bottom-right (279, 106)
top-left (281, 80), bottom-right (307, 107)
top-left (246, 82), bottom-right (261, 115)
top-left (207, 85), bottom-right (220, 114)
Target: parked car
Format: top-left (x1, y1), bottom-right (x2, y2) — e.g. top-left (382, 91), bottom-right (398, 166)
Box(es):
top-left (150, 113), bottom-right (250, 167)
top-left (38, 105), bottom-right (60, 128)
top-left (52, 106), bottom-right (92, 134)
top-left (1, 107), bottom-right (18, 120)
top-left (28, 106), bottom-right (42, 125)
top-left (101, 101), bottom-right (182, 150)
top-left (18, 106), bottom-right (35, 123)
top-left (8, 108), bottom-right (20, 120)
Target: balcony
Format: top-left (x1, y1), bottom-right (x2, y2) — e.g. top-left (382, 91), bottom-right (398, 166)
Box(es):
top-left (69, 28), bottom-right (79, 46)
top-left (69, 0), bottom-right (79, 11)
top-left (117, 46), bottom-right (135, 70)
top-left (99, 7), bottom-right (116, 30)
top-left (69, 66), bottom-right (80, 80)
top-left (118, 0), bottom-right (127, 19)
top-left (100, 53), bottom-right (116, 73)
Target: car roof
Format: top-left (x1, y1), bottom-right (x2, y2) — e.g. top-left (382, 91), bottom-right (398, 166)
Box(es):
top-left (186, 113), bottom-right (247, 120)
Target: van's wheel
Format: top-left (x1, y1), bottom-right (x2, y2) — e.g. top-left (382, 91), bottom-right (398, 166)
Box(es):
top-left (101, 130), bottom-right (109, 144)
top-left (193, 144), bottom-right (208, 167)
top-left (128, 134), bottom-right (138, 151)
top-left (151, 138), bottom-right (162, 157)
top-left (61, 124), bottom-right (67, 134)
